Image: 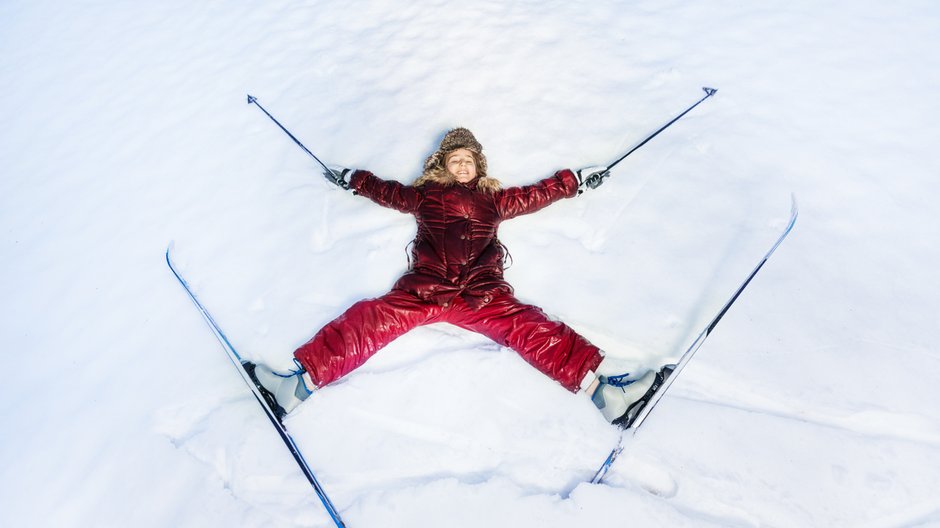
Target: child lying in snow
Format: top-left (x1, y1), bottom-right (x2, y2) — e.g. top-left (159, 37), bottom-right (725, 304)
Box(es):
top-left (251, 128), bottom-right (666, 425)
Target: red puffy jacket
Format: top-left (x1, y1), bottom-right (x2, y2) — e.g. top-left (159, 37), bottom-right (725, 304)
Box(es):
top-left (350, 169), bottom-right (580, 310)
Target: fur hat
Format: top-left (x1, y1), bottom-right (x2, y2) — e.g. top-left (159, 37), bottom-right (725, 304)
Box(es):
top-left (415, 128), bottom-right (500, 192)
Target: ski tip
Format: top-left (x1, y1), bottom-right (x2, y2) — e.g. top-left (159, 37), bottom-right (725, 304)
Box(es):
top-left (703, 86), bottom-right (718, 96)
top-left (247, 94), bottom-right (257, 104)
top-left (789, 193), bottom-right (799, 224)
top-left (166, 242), bottom-right (185, 277)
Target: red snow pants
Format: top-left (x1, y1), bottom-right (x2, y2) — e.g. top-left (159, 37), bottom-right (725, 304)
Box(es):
top-left (294, 289), bottom-right (603, 392)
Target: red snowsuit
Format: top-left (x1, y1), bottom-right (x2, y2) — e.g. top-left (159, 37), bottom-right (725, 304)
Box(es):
top-left (294, 169), bottom-right (603, 392)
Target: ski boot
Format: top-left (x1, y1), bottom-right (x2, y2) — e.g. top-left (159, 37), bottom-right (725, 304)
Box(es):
top-left (611, 365), bottom-right (675, 428)
top-left (586, 355), bottom-right (676, 427)
top-left (243, 359), bottom-right (314, 420)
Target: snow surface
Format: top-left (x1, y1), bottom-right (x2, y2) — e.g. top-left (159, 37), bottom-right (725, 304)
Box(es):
top-left (3, 1), bottom-right (940, 526)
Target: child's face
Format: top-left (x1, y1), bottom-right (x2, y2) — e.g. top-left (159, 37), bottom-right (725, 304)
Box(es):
top-left (445, 148), bottom-right (477, 183)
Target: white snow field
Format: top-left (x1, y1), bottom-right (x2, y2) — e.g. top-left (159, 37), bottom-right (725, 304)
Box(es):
top-left (2, 1), bottom-right (940, 526)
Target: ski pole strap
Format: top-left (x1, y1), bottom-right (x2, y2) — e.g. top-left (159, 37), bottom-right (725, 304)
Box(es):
top-left (606, 87), bottom-right (718, 172)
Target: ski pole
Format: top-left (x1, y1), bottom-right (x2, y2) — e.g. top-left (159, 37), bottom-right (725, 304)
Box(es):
top-left (606, 86), bottom-right (718, 172)
top-left (246, 94), bottom-right (347, 188)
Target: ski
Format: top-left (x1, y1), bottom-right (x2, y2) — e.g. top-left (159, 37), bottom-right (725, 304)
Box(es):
top-left (591, 195), bottom-right (799, 484)
top-left (166, 246), bottom-right (347, 528)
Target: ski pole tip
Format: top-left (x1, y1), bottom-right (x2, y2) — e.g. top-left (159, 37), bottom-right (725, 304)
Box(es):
top-left (247, 94), bottom-right (257, 104)
top-left (703, 87), bottom-right (718, 96)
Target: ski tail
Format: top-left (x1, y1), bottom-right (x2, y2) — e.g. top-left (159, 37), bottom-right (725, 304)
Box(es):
top-left (166, 246), bottom-right (347, 528)
top-left (592, 195), bottom-right (799, 484)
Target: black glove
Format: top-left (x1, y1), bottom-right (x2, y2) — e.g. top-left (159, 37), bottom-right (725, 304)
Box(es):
top-left (323, 166), bottom-right (352, 190)
top-left (576, 166), bottom-right (611, 191)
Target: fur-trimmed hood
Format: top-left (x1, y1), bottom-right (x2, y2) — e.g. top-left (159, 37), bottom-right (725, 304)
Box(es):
top-left (415, 127), bottom-right (501, 193)
top-left (413, 171), bottom-right (502, 193)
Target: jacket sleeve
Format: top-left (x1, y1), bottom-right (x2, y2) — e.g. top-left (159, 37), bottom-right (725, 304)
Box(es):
top-left (494, 169), bottom-right (579, 220)
top-left (349, 170), bottom-right (423, 214)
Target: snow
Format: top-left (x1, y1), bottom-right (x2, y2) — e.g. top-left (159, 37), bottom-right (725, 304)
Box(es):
top-left (2, 0), bottom-right (940, 526)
